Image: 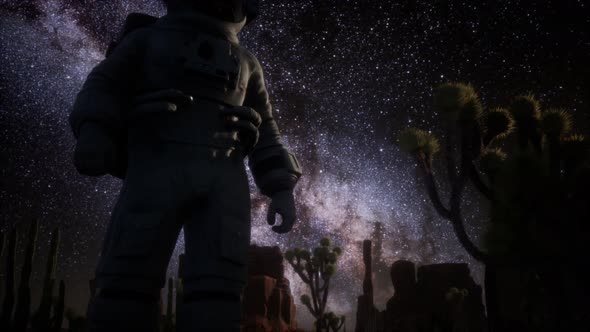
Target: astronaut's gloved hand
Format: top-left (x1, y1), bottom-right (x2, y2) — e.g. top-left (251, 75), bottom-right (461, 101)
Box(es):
top-left (130, 89), bottom-right (194, 118)
top-left (219, 106), bottom-right (262, 154)
top-left (267, 190), bottom-right (297, 234)
top-left (74, 123), bottom-right (117, 176)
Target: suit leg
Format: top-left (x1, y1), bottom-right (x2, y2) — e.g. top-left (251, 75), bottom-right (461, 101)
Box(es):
top-left (178, 156), bottom-right (251, 332)
top-left (88, 167), bottom-right (185, 331)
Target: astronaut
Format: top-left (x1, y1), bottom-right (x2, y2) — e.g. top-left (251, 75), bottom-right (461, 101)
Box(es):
top-left (69, 0), bottom-right (301, 331)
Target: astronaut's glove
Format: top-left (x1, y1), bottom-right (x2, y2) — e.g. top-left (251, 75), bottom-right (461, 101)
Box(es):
top-left (219, 106), bottom-right (262, 154)
top-left (74, 123), bottom-right (117, 176)
top-left (267, 190), bottom-right (297, 234)
top-left (130, 89), bottom-right (194, 118)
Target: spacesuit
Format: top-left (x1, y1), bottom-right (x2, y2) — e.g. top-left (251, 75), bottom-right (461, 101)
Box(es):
top-left (69, 0), bottom-right (301, 331)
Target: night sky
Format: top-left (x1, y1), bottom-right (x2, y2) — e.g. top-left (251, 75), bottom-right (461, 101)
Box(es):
top-left (1, 0), bottom-right (588, 329)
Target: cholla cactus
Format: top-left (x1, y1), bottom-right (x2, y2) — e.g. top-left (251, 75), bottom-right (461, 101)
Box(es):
top-left (285, 238), bottom-right (344, 332)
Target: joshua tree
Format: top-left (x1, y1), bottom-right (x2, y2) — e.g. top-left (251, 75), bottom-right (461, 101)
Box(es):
top-left (398, 82), bottom-right (590, 331)
top-left (13, 219), bottom-right (38, 332)
top-left (285, 237), bottom-right (346, 332)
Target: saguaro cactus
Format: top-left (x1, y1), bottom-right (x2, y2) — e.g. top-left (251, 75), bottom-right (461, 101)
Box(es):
top-left (1, 228), bottom-right (18, 330)
top-left (0, 232), bottom-right (5, 264)
top-left (32, 228), bottom-right (60, 330)
top-left (175, 253), bottom-right (185, 328)
top-left (1, 224), bottom-right (66, 332)
top-left (162, 278), bottom-right (174, 332)
top-left (285, 237), bottom-right (345, 332)
top-left (51, 281), bottom-right (66, 332)
top-left (14, 220), bottom-right (39, 332)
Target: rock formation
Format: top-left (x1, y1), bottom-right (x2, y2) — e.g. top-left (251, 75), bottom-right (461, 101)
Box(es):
top-left (242, 245), bottom-right (298, 332)
top-left (355, 241), bottom-right (486, 332)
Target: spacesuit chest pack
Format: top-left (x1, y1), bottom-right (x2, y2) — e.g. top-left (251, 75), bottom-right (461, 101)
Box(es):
top-left (109, 13), bottom-right (249, 107)
top-left (143, 30), bottom-right (248, 107)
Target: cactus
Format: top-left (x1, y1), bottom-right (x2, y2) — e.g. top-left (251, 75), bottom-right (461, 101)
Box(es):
top-left (484, 108), bottom-right (514, 144)
top-left (323, 311), bottom-right (346, 332)
top-left (541, 109), bottom-right (572, 138)
top-left (162, 278), bottom-right (174, 332)
top-left (89, 278), bottom-right (97, 299)
top-left (0, 232), bottom-right (5, 264)
top-left (1, 228), bottom-right (18, 330)
top-left (175, 253), bottom-right (185, 328)
top-left (285, 238), bottom-right (345, 332)
top-left (398, 128), bottom-right (440, 168)
top-left (509, 95), bottom-right (543, 152)
top-left (14, 220), bottom-right (38, 332)
top-left (361, 240), bottom-right (373, 301)
top-left (0, 224), bottom-right (67, 332)
top-left (479, 148), bottom-right (508, 180)
top-left (65, 308), bottom-right (87, 332)
top-left (399, 83), bottom-right (590, 331)
top-left (434, 82), bottom-right (479, 115)
top-left (32, 228), bottom-right (60, 331)
top-left (51, 281), bottom-right (65, 332)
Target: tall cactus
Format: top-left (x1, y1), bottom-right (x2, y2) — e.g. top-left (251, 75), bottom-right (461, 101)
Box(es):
top-left (32, 228), bottom-right (60, 330)
top-left (0, 232), bottom-right (5, 265)
top-left (0, 228), bottom-right (18, 330)
top-left (14, 219), bottom-right (39, 332)
top-left (162, 278), bottom-right (174, 332)
top-left (175, 253), bottom-right (185, 327)
top-left (51, 281), bottom-right (65, 332)
top-left (362, 240), bottom-right (373, 302)
top-left (285, 237), bottom-right (345, 332)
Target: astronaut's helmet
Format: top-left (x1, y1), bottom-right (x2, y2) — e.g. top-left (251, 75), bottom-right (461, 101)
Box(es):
top-left (165, 0), bottom-right (259, 24)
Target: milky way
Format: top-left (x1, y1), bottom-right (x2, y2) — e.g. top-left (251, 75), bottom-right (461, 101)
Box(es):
top-left (1, 0), bottom-right (588, 328)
